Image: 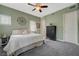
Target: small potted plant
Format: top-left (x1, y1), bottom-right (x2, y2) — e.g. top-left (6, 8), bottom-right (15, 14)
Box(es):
top-left (0, 32), bottom-right (7, 38)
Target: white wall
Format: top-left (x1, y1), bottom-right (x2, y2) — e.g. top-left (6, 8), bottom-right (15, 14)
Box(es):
top-left (40, 18), bottom-right (46, 39)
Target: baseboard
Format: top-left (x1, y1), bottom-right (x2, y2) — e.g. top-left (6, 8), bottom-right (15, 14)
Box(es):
top-left (58, 39), bottom-right (79, 46)
top-left (57, 39), bottom-right (64, 42)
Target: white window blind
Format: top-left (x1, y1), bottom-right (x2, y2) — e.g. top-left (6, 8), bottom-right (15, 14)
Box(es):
top-left (30, 20), bottom-right (37, 32)
top-left (0, 15), bottom-right (11, 25)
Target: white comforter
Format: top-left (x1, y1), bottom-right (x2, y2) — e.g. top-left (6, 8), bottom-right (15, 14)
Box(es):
top-left (3, 33), bottom-right (43, 55)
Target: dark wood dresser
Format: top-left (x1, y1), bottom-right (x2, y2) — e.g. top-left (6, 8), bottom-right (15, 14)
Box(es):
top-left (46, 26), bottom-right (56, 41)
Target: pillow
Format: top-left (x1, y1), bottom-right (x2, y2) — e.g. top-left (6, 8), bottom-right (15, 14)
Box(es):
top-left (12, 30), bottom-right (22, 35)
top-left (22, 30), bottom-right (27, 35)
top-left (12, 30), bottom-right (27, 35)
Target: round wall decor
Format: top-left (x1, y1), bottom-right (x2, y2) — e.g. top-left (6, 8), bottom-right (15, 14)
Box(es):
top-left (17, 16), bottom-right (27, 25)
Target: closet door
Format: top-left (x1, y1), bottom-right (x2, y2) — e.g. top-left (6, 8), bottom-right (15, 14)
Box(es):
top-left (63, 11), bottom-right (78, 44)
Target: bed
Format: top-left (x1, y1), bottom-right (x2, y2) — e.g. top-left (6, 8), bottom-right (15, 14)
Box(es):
top-left (3, 30), bottom-right (44, 56)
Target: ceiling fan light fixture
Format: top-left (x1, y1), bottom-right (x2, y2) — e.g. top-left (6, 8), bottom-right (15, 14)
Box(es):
top-left (35, 7), bottom-right (41, 11)
top-left (28, 3), bottom-right (48, 12)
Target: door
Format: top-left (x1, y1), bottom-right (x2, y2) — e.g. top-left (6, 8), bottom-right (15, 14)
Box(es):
top-left (63, 11), bottom-right (78, 44)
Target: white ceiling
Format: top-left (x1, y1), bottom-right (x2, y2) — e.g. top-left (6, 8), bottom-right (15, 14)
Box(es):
top-left (0, 3), bottom-right (74, 17)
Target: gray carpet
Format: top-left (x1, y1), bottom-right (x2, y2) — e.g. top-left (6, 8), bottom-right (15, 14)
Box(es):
top-left (19, 39), bottom-right (79, 56)
top-left (1, 39), bottom-right (79, 56)
top-left (0, 47), bottom-right (7, 56)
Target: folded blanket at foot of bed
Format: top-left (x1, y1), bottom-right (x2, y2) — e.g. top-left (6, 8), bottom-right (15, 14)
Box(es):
top-left (12, 41), bottom-right (44, 56)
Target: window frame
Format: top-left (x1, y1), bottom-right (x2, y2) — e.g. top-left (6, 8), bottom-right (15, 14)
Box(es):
top-left (0, 14), bottom-right (11, 25)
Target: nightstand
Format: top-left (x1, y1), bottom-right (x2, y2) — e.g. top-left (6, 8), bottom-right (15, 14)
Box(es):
top-left (1, 36), bottom-right (10, 47)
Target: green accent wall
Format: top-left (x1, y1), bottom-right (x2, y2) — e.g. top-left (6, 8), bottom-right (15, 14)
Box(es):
top-left (43, 4), bottom-right (78, 40)
top-left (0, 5), bottom-right (40, 36)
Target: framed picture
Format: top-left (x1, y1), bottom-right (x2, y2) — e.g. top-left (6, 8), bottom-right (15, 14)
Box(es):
top-left (17, 16), bottom-right (27, 26)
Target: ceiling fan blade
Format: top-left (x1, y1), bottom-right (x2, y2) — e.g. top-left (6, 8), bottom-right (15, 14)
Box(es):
top-left (28, 3), bottom-right (35, 6)
top-left (41, 5), bottom-right (48, 8)
top-left (32, 8), bottom-right (36, 11)
top-left (39, 9), bottom-right (42, 12)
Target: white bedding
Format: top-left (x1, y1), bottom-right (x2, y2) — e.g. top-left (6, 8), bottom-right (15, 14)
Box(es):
top-left (3, 33), bottom-right (44, 55)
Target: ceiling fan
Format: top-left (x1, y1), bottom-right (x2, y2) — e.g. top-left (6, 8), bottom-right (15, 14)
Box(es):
top-left (28, 3), bottom-right (48, 12)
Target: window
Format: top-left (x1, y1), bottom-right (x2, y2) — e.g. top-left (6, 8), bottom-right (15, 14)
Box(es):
top-left (30, 20), bottom-right (37, 32)
top-left (0, 14), bottom-right (11, 25)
